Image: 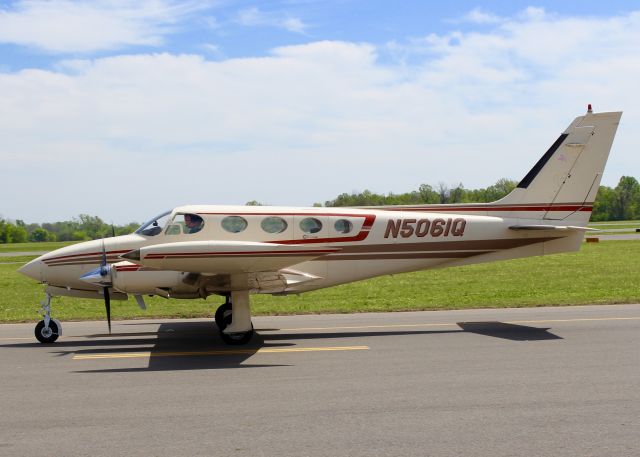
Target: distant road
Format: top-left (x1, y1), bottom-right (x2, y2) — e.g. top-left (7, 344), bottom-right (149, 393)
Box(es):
top-left (595, 234), bottom-right (640, 240)
top-left (0, 251), bottom-right (47, 257)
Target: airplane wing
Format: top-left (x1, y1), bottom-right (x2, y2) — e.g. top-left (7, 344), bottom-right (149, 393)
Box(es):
top-left (508, 225), bottom-right (598, 232)
top-left (121, 241), bottom-right (340, 274)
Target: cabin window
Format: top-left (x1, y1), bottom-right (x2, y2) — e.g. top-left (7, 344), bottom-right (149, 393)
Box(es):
top-left (166, 213), bottom-right (204, 235)
top-left (300, 217), bottom-right (322, 234)
top-left (221, 216), bottom-right (248, 233)
top-left (334, 219), bottom-right (353, 234)
top-left (261, 217), bottom-right (288, 234)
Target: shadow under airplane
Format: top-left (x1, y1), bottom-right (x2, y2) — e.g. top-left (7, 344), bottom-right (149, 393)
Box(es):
top-left (456, 321), bottom-right (562, 341)
top-left (2, 320), bottom-right (562, 373)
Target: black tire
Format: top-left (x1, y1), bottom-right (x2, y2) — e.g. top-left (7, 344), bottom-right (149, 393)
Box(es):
top-left (219, 311), bottom-right (254, 345)
top-left (34, 320), bottom-right (60, 344)
top-left (220, 327), bottom-right (254, 345)
top-left (214, 302), bottom-right (232, 330)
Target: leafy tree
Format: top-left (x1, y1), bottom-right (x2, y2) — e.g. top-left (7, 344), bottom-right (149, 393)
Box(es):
top-left (0, 220), bottom-right (6, 243)
top-left (30, 228), bottom-right (51, 242)
top-left (5, 224), bottom-right (28, 243)
top-left (71, 231), bottom-right (90, 241)
top-left (591, 185), bottom-right (614, 221)
top-left (418, 184), bottom-right (440, 204)
top-left (115, 223), bottom-right (140, 236)
top-left (324, 178), bottom-right (518, 207)
top-left (612, 176), bottom-right (640, 220)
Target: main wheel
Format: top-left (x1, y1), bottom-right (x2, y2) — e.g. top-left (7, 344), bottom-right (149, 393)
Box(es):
top-left (220, 327), bottom-right (254, 345)
top-left (219, 311), bottom-right (254, 345)
top-left (214, 302), bottom-right (232, 330)
top-left (34, 320), bottom-right (60, 344)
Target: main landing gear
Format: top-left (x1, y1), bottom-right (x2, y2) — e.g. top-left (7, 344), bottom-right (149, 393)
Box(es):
top-left (34, 293), bottom-right (62, 344)
top-left (214, 291), bottom-right (254, 345)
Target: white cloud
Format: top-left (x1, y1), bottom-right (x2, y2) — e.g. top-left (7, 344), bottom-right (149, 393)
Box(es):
top-left (236, 7), bottom-right (307, 33)
top-left (519, 6), bottom-right (547, 22)
top-left (1, 9), bottom-right (640, 223)
top-left (0, 0), bottom-right (205, 53)
top-left (202, 43), bottom-right (223, 57)
top-left (461, 8), bottom-right (504, 24)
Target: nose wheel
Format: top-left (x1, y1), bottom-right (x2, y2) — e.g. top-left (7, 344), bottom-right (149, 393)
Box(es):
top-left (35, 319), bottom-right (61, 344)
top-left (34, 293), bottom-right (62, 344)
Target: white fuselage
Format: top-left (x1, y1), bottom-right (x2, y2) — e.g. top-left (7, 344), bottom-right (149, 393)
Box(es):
top-left (21, 203), bottom-right (583, 300)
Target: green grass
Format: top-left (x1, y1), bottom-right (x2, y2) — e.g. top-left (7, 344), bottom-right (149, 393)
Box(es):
top-left (0, 256), bottom-right (39, 263)
top-left (0, 241), bottom-right (77, 253)
top-left (1, 240), bottom-right (639, 323)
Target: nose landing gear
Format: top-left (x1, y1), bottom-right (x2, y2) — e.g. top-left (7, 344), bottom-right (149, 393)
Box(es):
top-left (34, 294), bottom-right (62, 344)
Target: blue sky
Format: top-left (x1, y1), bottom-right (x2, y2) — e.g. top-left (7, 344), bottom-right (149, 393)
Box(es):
top-left (1, 1), bottom-right (639, 223)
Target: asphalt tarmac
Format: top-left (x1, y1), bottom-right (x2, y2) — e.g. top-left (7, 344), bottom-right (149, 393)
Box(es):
top-left (1, 305), bottom-right (639, 457)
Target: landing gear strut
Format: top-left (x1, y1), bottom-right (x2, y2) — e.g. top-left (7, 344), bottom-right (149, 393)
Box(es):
top-left (214, 290), bottom-right (254, 345)
top-left (34, 294), bottom-right (62, 344)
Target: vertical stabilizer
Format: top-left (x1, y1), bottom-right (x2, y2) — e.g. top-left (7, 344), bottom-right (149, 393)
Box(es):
top-left (495, 109), bottom-right (622, 222)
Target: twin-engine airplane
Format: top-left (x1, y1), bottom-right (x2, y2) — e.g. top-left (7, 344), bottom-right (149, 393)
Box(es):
top-left (20, 107), bottom-right (622, 345)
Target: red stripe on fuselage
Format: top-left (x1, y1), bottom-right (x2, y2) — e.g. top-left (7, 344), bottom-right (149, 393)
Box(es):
top-left (382, 204), bottom-right (592, 212)
top-left (144, 249), bottom-right (339, 260)
top-left (44, 249), bottom-right (130, 262)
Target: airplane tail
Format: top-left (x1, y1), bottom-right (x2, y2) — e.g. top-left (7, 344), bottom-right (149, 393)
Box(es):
top-left (493, 108), bottom-right (622, 223)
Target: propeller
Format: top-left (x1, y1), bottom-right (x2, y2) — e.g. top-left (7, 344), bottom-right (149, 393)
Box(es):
top-left (78, 239), bottom-right (114, 333)
top-left (104, 285), bottom-right (111, 334)
top-left (99, 239), bottom-right (112, 334)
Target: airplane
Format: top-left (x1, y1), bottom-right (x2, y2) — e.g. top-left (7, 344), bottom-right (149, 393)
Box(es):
top-left (19, 106), bottom-right (622, 345)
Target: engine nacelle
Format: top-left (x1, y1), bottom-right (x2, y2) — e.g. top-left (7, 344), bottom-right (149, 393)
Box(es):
top-left (111, 261), bottom-right (193, 295)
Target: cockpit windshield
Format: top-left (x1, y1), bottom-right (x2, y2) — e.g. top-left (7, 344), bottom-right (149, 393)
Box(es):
top-left (135, 210), bottom-right (172, 236)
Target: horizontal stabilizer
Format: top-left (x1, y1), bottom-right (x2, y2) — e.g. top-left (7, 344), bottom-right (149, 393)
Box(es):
top-left (509, 225), bottom-right (598, 232)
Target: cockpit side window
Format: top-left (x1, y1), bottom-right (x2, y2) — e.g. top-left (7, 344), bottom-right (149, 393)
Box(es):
top-left (166, 213), bottom-right (205, 235)
top-left (135, 211), bottom-right (172, 237)
top-left (185, 213), bottom-right (204, 234)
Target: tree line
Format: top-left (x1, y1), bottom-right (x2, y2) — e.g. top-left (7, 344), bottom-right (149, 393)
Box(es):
top-left (1, 176), bottom-right (639, 243)
top-left (322, 176), bottom-right (640, 222)
top-left (0, 215), bottom-right (139, 244)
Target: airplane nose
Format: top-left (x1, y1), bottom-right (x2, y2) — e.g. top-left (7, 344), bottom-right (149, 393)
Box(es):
top-left (18, 258), bottom-right (44, 282)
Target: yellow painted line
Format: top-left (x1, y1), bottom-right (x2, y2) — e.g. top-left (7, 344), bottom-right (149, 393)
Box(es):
top-left (72, 345), bottom-right (369, 360)
top-left (272, 316), bottom-right (640, 332)
top-left (508, 317), bottom-right (640, 324)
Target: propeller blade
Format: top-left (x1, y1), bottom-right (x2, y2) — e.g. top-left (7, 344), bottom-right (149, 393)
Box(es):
top-left (101, 239), bottom-right (107, 269)
top-left (104, 286), bottom-right (111, 334)
top-left (111, 224), bottom-right (116, 238)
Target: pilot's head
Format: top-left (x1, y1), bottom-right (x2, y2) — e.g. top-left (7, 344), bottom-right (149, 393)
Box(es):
top-left (184, 214), bottom-right (202, 228)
